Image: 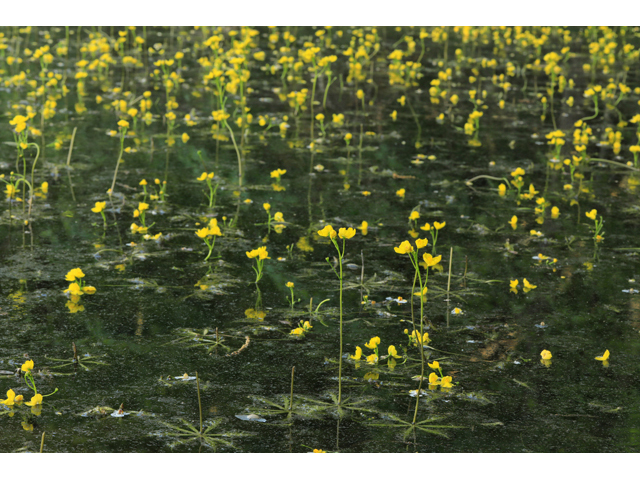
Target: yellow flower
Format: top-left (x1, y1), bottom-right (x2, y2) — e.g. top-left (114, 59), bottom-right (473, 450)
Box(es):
top-left (138, 202), bottom-right (149, 212)
top-left (317, 225), bottom-right (337, 239)
top-left (413, 286), bottom-right (428, 296)
top-left (428, 372), bottom-right (440, 385)
top-left (394, 240), bottom-right (414, 254)
top-left (415, 238), bottom-right (428, 249)
top-left (388, 345), bottom-right (401, 358)
top-left (440, 376), bottom-right (454, 388)
top-left (509, 215), bottom-right (518, 230)
top-left (1, 389), bottom-right (17, 406)
top-left (117, 119), bottom-right (129, 129)
top-left (595, 350), bottom-right (610, 361)
top-left (396, 188), bottom-right (405, 198)
top-left (194, 227), bottom-right (210, 238)
top-left (523, 278), bottom-right (537, 292)
top-left (181, 133), bottom-right (189, 143)
top-left (270, 168), bottom-right (287, 178)
top-left (91, 201), bottom-right (106, 213)
top-left (82, 286), bottom-right (96, 295)
top-left (540, 349), bottom-right (552, 360)
top-left (551, 206), bottom-right (560, 219)
top-left (21, 359), bottom-right (34, 373)
top-left (263, 203), bottom-right (271, 212)
top-left (366, 354), bottom-right (378, 365)
top-left (197, 172), bottom-right (208, 181)
top-left (41, 182), bottom-right (48, 194)
top-left (409, 211), bottom-right (420, 221)
top-left (350, 346), bottom-right (362, 360)
top-left (420, 222), bottom-right (431, 231)
top-left (422, 253), bottom-right (442, 267)
top-left (290, 327), bottom-right (304, 336)
top-left (364, 336), bottom-right (381, 349)
top-left (585, 209), bottom-right (597, 221)
top-left (357, 221), bottom-right (369, 235)
top-left (313, 449), bottom-right (326, 453)
top-left (428, 361), bottom-right (440, 370)
top-left (498, 184), bottom-right (506, 196)
top-left (65, 268), bottom-right (85, 282)
top-left (433, 221), bottom-right (446, 230)
top-left (25, 393), bottom-right (43, 406)
top-left (338, 227), bottom-right (356, 239)
top-left (285, 281), bottom-right (294, 288)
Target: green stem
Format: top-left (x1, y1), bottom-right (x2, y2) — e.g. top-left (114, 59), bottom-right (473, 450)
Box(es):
top-left (109, 129), bottom-right (126, 199)
top-left (196, 371), bottom-right (203, 434)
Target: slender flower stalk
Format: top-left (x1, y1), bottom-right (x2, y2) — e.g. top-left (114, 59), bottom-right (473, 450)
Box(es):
top-left (318, 225), bottom-right (356, 405)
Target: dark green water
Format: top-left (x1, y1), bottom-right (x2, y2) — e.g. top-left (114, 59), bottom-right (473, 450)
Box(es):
top-left (1, 26), bottom-right (640, 452)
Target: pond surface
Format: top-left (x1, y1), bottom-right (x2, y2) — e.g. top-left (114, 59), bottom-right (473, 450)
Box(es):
top-left (2, 26), bottom-right (640, 452)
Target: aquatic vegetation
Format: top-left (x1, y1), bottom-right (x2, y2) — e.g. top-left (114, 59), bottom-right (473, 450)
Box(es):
top-left (3, 25), bottom-right (640, 453)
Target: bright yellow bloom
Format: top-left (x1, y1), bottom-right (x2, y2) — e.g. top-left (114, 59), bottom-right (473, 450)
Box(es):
top-left (25, 394), bottom-right (43, 406)
top-left (247, 246), bottom-right (270, 260)
top-left (440, 376), bottom-right (454, 388)
top-left (1, 389), bottom-right (17, 406)
top-left (65, 268), bottom-right (85, 282)
top-left (396, 188), bottom-right (405, 198)
top-left (586, 209), bottom-right (597, 221)
top-left (82, 286), bottom-right (96, 295)
top-left (413, 286), bottom-right (428, 297)
top-left (394, 240), bottom-right (414, 254)
top-left (595, 350), bottom-right (610, 361)
top-left (21, 360), bottom-right (34, 373)
top-left (523, 278), bottom-right (537, 292)
top-left (138, 202), bottom-right (149, 212)
top-left (551, 206), bottom-right (560, 219)
top-left (196, 227), bottom-right (211, 238)
top-left (350, 346), bottom-right (362, 360)
top-left (509, 215), bottom-right (518, 230)
top-left (286, 281), bottom-right (294, 288)
top-left (415, 238), bottom-right (428, 249)
top-left (498, 184), bottom-right (506, 196)
top-left (92, 201), bottom-right (106, 213)
top-left (338, 227), bottom-right (356, 239)
top-left (263, 203), bottom-right (271, 212)
top-left (274, 212), bottom-right (284, 223)
top-left (428, 372), bottom-right (440, 385)
top-left (433, 221), bottom-right (446, 230)
top-left (509, 279), bottom-right (519, 289)
top-left (317, 225), bottom-right (337, 239)
top-left (428, 361), bottom-right (440, 370)
top-left (181, 133), bottom-right (189, 143)
top-left (409, 211), bottom-right (420, 221)
top-left (420, 222), bottom-right (431, 231)
top-left (540, 350), bottom-right (552, 360)
top-left (388, 345), bottom-right (401, 358)
top-left (270, 168), bottom-right (287, 178)
top-left (67, 283), bottom-right (83, 296)
top-left (313, 449), bottom-right (326, 453)
top-left (364, 336), bottom-right (381, 349)
top-left (366, 354), bottom-right (378, 365)
top-left (197, 172), bottom-right (208, 181)
top-left (423, 253), bottom-right (442, 267)
top-left (117, 119), bottom-right (129, 129)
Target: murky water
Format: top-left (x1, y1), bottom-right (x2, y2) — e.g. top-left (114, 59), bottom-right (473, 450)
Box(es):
top-left (1, 26), bottom-right (640, 452)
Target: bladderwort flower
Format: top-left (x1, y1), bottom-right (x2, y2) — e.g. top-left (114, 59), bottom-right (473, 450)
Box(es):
top-left (540, 349), bottom-right (553, 368)
top-left (595, 349), bottom-right (610, 367)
